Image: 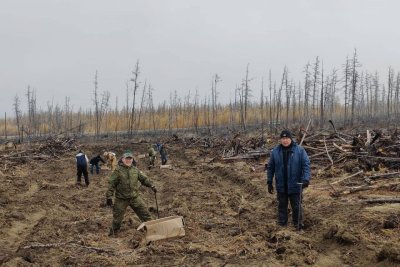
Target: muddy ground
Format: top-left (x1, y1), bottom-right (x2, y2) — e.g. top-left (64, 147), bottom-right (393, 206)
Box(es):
top-left (0, 136), bottom-right (399, 266)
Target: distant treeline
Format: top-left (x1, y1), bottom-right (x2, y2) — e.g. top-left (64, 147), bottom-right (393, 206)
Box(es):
top-left (2, 50), bottom-right (400, 140)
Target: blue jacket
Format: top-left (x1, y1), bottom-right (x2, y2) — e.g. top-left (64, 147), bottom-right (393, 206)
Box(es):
top-left (267, 142), bottom-right (310, 194)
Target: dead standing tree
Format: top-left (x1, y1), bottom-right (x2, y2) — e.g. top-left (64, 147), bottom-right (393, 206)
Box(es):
top-left (268, 70), bottom-right (274, 130)
top-left (211, 74), bottom-right (222, 133)
top-left (312, 56), bottom-right (320, 126)
top-left (93, 70), bottom-right (100, 138)
top-left (93, 70), bottom-right (110, 139)
top-left (292, 82), bottom-right (297, 124)
top-left (373, 72), bottom-right (380, 119)
top-left (303, 62), bottom-right (311, 123)
top-left (148, 84), bottom-right (157, 131)
top-left (136, 80), bottom-right (147, 130)
top-left (283, 67), bottom-right (291, 128)
top-left (193, 89), bottom-right (200, 134)
top-left (26, 86), bottom-right (38, 138)
top-left (274, 67), bottom-right (285, 128)
top-left (14, 95), bottom-right (22, 142)
top-left (395, 72), bottom-right (400, 119)
top-left (128, 60), bottom-right (140, 137)
top-left (343, 56), bottom-right (350, 126)
top-left (239, 64), bottom-right (252, 130)
top-left (46, 99), bottom-right (55, 135)
top-left (319, 61), bottom-right (324, 128)
top-left (350, 49), bottom-right (361, 127)
top-left (64, 96), bottom-right (72, 137)
top-left (387, 67), bottom-right (394, 123)
top-left (260, 77), bottom-right (265, 141)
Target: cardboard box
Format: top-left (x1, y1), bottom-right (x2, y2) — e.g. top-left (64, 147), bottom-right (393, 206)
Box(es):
top-left (137, 216), bottom-right (185, 242)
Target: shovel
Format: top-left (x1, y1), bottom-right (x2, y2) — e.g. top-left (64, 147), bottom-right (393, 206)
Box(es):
top-left (297, 182), bottom-right (303, 231)
top-left (154, 191), bottom-right (160, 219)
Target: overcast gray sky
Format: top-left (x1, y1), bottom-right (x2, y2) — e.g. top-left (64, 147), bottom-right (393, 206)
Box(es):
top-left (1, 0), bottom-right (400, 117)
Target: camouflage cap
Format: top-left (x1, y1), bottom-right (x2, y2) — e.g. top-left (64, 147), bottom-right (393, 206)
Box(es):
top-left (123, 150), bottom-right (133, 158)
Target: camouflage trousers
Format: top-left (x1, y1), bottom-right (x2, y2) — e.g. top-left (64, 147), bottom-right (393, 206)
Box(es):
top-left (149, 156), bottom-right (155, 167)
top-left (109, 196), bottom-right (152, 235)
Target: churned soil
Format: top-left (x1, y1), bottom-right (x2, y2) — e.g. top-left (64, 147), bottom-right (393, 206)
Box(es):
top-left (0, 139), bottom-right (399, 266)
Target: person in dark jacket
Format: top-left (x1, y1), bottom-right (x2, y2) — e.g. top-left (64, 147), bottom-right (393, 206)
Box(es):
top-left (75, 150), bottom-right (89, 186)
top-left (90, 154), bottom-right (106, 174)
top-left (266, 130), bottom-right (311, 230)
top-left (159, 144), bottom-right (168, 165)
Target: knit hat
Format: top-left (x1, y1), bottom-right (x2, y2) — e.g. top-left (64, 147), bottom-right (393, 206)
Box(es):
top-left (280, 130), bottom-right (292, 139)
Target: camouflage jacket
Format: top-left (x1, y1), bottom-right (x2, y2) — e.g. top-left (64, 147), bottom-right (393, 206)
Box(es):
top-left (106, 164), bottom-right (153, 199)
top-left (148, 147), bottom-right (156, 157)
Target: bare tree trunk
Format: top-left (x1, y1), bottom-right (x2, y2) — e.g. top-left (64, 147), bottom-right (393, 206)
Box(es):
top-left (343, 57), bottom-right (350, 126)
top-left (269, 70), bottom-right (273, 129)
top-left (387, 67), bottom-right (394, 121)
top-left (303, 63), bottom-right (311, 123)
top-left (319, 61), bottom-right (324, 128)
top-left (4, 112), bottom-right (7, 140)
top-left (125, 81), bottom-right (130, 131)
top-left (276, 68), bottom-right (286, 128)
top-left (93, 70), bottom-right (100, 138)
top-left (147, 84), bottom-right (156, 131)
top-left (260, 77), bottom-right (264, 142)
top-left (114, 96), bottom-right (119, 141)
top-left (243, 64), bottom-right (251, 130)
top-left (350, 49), bottom-right (360, 127)
top-left (395, 73), bottom-right (400, 119)
top-left (137, 81), bottom-right (147, 130)
top-left (129, 60), bottom-right (140, 136)
top-left (292, 83), bottom-right (297, 123)
top-left (373, 72), bottom-right (379, 118)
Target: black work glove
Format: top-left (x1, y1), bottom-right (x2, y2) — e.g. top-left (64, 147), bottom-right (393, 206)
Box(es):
top-left (302, 181), bottom-right (309, 189)
top-left (106, 198), bottom-right (113, 207)
top-left (151, 185), bottom-right (157, 193)
top-left (267, 182), bottom-right (274, 194)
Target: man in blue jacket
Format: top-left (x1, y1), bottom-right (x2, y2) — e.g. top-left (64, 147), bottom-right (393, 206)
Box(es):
top-left (267, 130), bottom-right (311, 230)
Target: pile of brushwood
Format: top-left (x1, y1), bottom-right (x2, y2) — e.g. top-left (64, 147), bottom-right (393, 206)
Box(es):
top-left (0, 137), bottom-right (77, 172)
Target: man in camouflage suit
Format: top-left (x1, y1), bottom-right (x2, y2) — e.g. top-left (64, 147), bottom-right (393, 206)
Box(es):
top-left (147, 144), bottom-right (156, 169)
top-left (106, 150), bottom-right (157, 236)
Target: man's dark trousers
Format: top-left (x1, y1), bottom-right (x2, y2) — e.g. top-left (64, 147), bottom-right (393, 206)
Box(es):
top-left (277, 192), bottom-right (301, 227)
top-left (77, 165), bottom-right (89, 185)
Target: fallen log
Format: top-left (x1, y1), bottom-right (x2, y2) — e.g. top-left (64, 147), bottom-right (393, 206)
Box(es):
top-left (299, 119), bottom-right (312, 146)
top-left (309, 149), bottom-right (335, 159)
top-left (324, 137), bottom-right (333, 166)
top-left (223, 152), bottom-right (268, 160)
top-left (364, 198), bottom-right (400, 204)
top-left (330, 170), bottom-right (364, 185)
top-left (349, 185), bottom-right (373, 193)
top-left (367, 171), bottom-right (400, 180)
top-left (360, 156), bottom-right (400, 162)
top-left (328, 120), bottom-right (350, 143)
